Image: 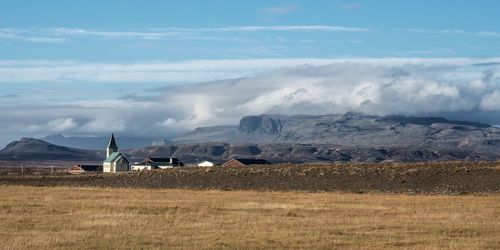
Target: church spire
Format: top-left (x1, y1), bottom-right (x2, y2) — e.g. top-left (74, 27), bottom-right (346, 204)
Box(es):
top-left (106, 133), bottom-right (118, 158)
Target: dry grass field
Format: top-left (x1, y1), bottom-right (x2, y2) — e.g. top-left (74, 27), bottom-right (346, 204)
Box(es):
top-left (0, 186), bottom-right (499, 249)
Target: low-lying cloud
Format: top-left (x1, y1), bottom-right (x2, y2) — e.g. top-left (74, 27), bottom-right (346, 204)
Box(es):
top-left (1, 58), bottom-right (500, 146)
top-left (150, 60), bottom-right (499, 129)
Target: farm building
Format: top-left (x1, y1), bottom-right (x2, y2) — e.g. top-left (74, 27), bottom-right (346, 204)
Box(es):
top-left (103, 134), bottom-right (130, 172)
top-left (67, 165), bottom-right (102, 174)
top-left (132, 157), bottom-right (184, 171)
top-left (197, 160), bottom-right (215, 167)
top-left (222, 159), bottom-right (271, 167)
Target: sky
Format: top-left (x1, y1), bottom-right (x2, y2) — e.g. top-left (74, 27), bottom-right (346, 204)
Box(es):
top-left (1, 0), bottom-right (500, 146)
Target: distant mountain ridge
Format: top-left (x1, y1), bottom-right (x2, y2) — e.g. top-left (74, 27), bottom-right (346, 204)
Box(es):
top-left (126, 142), bottom-right (496, 164)
top-left (2, 113), bottom-right (500, 163)
top-left (172, 113), bottom-right (496, 147)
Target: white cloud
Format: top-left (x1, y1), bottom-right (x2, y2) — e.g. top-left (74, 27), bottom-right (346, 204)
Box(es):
top-left (2, 26), bottom-right (498, 46)
top-left (25, 118), bottom-right (79, 133)
top-left (0, 29), bottom-right (67, 43)
top-left (481, 90), bottom-right (500, 111)
top-left (215, 25), bottom-right (367, 32)
top-left (148, 59), bottom-right (499, 128)
top-left (55, 26), bottom-right (368, 33)
top-left (79, 118), bottom-right (127, 133)
top-left (1, 58), bottom-right (500, 143)
top-left (477, 31), bottom-right (500, 37)
top-left (402, 28), bottom-right (500, 38)
top-left (1, 58), bottom-right (497, 83)
top-left (0, 25), bottom-right (368, 44)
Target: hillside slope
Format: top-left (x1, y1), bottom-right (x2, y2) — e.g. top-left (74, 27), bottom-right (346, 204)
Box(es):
top-left (0, 138), bottom-right (104, 161)
top-left (126, 142), bottom-right (496, 163)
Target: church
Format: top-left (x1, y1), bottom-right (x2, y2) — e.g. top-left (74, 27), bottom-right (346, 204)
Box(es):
top-left (103, 134), bottom-right (130, 173)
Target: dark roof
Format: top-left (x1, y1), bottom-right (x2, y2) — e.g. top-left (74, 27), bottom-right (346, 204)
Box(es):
top-left (134, 158), bottom-right (184, 167)
top-left (81, 165), bottom-right (102, 171)
top-left (145, 157), bottom-right (179, 163)
top-left (107, 133), bottom-right (118, 150)
top-left (234, 159), bottom-right (271, 165)
top-left (74, 165), bottom-right (102, 171)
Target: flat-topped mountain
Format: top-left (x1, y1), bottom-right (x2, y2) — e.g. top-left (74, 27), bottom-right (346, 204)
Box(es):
top-left (172, 113), bottom-right (499, 149)
top-left (148, 113), bottom-right (500, 163)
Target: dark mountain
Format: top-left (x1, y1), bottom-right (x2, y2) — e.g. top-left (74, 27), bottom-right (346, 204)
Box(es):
top-left (127, 143), bottom-right (454, 163)
top-left (0, 138), bottom-right (104, 161)
top-left (3, 114), bottom-right (500, 163)
top-left (0, 137), bottom-right (494, 164)
top-left (161, 113), bottom-right (500, 163)
top-left (126, 142), bottom-right (493, 164)
top-left (42, 134), bottom-right (159, 150)
top-left (128, 113), bottom-right (500, 162)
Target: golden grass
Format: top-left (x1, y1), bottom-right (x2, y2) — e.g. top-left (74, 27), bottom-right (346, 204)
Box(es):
top-left (0, 186), bottom-right (499, 249)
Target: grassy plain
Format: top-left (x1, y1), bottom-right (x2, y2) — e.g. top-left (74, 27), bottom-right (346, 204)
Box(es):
top-left (0, 185), bottom-right (499, 249)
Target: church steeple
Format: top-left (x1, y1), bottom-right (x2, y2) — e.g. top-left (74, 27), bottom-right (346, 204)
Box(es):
top-left (106, 133), bottom-right (118, 158)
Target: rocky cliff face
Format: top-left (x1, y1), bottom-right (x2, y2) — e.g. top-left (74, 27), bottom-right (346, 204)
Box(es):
top-left (239, 115), bottom-right (282, 135)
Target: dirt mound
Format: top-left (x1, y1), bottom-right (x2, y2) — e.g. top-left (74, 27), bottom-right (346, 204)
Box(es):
top-left (1, 162), bottom-right (499, 194)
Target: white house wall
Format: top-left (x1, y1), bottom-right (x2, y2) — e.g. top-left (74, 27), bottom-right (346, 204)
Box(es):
top-left (157, 165), bottom-right (174, 169)
top-left (103, 163), bottom-right (112, 173)
top-left (132, 165), bottom-right (151, 171)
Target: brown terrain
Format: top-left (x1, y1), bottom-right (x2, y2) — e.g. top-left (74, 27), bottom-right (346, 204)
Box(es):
top-left (1, 162), bottom-right (499, 194)
top-left (2, 186), bottom-right (499, 249)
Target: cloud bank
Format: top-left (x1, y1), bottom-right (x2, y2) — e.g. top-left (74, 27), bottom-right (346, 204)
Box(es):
top-left (1, 58), bottom-right (500, 146)
top-left (0, 58), bottom-right (493, 83)
top-left (0, 59), bottom-right (341, 83)
top-left (148, 58), bottom-right (500, 129)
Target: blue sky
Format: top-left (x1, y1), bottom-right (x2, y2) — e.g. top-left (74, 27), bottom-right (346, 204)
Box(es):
top-left (1, 0), bottom-right (500, 60)
top-left (0, 1), bottom-right (500, 146)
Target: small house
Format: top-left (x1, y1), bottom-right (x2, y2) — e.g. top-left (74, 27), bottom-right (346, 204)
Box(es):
top-left (132, 157), bottom-right (184, 171)
top-left (67, 164), bottom-right (103, 174)
top-left (222, 158), bottom-right (271, 167)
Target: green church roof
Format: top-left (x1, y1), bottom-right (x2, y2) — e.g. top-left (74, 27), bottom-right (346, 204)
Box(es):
top-left (104, 152), bottom-right (123, 163)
